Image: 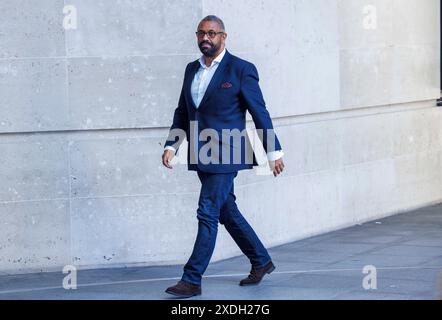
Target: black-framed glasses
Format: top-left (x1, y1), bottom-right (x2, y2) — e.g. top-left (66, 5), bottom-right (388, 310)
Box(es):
top-left (195, 30), bottom-right (224, 39)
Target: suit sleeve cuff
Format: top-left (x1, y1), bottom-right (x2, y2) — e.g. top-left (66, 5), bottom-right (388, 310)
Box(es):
top-left (267, 150), bottom-right (284, 161)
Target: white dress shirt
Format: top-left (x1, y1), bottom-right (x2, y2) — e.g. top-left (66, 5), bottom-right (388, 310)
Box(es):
top-left (192, 47), bottom-right (227, 108)
top-left (165, 48), bottom-right (284, 162)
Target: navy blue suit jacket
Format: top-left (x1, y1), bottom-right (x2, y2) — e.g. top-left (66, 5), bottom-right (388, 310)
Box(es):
top-left (164, 49), bottom-right (282, 173)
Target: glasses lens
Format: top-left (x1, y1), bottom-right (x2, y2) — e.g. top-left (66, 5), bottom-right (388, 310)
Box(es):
top-left (196, 31), bottom-right (222, 38)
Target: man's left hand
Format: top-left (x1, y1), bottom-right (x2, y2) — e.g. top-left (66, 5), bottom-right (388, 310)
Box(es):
top-left (271, 158), bottom-right (285, 177)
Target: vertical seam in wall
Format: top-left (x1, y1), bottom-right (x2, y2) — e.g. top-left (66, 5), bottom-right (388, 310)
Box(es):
top-left (63, 0), bottom-right (73, 267)
top-left (67, 136), bottom-right (73, 267)
top-left (438, 126), bottom-right (442, 200)
top-left (201, 0), bottom-right (204, 20)
top-left (335, 0), bottom-right (344, 224)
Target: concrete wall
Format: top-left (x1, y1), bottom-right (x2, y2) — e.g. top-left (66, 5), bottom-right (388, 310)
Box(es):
top-left (0, 0), bottom-right (440, 274)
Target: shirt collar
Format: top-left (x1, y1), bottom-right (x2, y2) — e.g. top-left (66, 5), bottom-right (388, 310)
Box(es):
top-left (198, 47), bottom-right (227, 69)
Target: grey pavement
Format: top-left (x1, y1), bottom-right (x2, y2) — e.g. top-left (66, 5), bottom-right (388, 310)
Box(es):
top-left (0, 203), bottom-right (441, 300)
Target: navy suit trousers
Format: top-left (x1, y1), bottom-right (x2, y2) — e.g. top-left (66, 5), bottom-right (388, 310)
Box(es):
top-left (181, 170), bottom-right (272, 286)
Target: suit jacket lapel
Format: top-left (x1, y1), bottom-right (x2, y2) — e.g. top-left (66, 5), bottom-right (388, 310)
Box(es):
top-left (198, 50), bottom-right (231, 110)
top-left (185, 61), bottom-right (200, 110)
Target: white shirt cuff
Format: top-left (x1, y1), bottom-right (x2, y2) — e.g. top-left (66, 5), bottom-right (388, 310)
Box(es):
top-left (267, 150), bottom-right (284, 161)
top-left (164, 146), bottom-right (176, 153)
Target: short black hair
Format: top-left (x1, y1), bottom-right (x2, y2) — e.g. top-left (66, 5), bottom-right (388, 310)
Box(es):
top-left (200, 15), bottom-right (225, 31)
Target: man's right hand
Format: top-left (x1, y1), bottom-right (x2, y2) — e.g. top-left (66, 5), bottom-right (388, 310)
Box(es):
top-left (162, 149), bottom-right (175, 169)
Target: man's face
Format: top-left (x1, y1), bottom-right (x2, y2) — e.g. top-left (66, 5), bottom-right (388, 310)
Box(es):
top-left (196, 21), bottom-right (226, 57)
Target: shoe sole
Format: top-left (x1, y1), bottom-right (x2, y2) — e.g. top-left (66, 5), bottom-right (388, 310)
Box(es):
top-left (165, 289), bottom-right (202, 299)
top-left (239, 264), bottom-right (276, 286)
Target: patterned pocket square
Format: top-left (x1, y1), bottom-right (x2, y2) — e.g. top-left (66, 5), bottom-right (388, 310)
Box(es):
top-left (221, 82), bottom-right (233, 89)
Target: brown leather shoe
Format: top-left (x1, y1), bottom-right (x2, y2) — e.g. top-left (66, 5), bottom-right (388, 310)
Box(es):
top-left (165, 280), bottom-right (202, 298)
top-left (239, 261), bottom-right (275, 286)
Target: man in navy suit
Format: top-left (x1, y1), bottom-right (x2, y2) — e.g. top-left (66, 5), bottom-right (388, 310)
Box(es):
top-left (162, 15), bottom-right (285, 298)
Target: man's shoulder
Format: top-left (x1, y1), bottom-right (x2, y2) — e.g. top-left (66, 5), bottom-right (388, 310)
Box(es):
top-left (226, 51), bottom-right (255, 69)
top-left (185, 59), bottom-right (199, 70)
